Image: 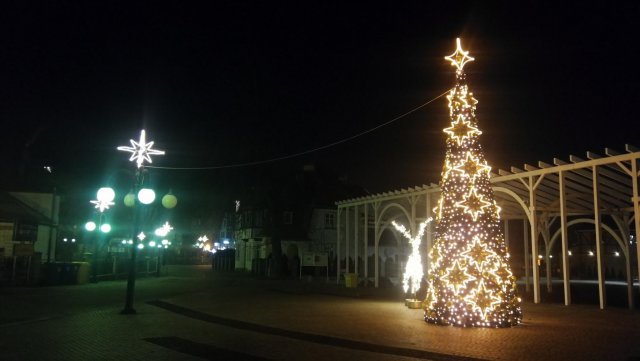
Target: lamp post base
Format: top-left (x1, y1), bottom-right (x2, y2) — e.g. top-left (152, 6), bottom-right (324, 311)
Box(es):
top-left (120, 307), bottom-right (137, 315)
top-left (405, 298), bottom-right (423, 309)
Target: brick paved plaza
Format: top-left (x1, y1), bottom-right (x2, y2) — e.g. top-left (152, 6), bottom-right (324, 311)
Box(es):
top-left (1, 266), bottom-right (639, 361)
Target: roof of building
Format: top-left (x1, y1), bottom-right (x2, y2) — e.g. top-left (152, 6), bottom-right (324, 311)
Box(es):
top-left (0, 191), bottom-right (52, 225)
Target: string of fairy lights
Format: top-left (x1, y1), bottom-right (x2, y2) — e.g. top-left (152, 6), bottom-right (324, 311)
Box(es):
top-left (147, 90), bottom-right (450, 170)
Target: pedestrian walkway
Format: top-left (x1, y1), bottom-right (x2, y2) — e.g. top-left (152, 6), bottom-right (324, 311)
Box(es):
top-left (1, 267), bottom-right (639, 361)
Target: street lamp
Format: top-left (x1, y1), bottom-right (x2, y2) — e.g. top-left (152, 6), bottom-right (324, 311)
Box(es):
top-left (87, 187), bottom-right (114, 283)
top-left (117, 129), bottom-right (168, 315)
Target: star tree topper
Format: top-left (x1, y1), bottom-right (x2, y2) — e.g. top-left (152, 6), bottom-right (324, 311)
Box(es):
top-left (117, 129), bottom-right (165, 168)
top-left (445, 38), bottom-right (474, 71)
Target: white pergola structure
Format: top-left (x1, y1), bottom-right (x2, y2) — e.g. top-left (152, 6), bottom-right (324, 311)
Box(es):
top-left (336, 145), bottom-right (640, 309)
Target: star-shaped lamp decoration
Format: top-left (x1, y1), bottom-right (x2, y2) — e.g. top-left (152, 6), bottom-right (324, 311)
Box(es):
top-left (445, 38), bottom-right (474, 71)
top-left (117, 129), bottom-right (165, 168)
top-left (90, 198), bottom-right (115, 213)
top-left (442, 259), bottom-right (476, 294)
top-left (452, 152), bottom-right (491, 180)
top-left (464, 279), bottom-right (502, 320)
top-left (455, 188), bottom-right (492, 221)
top-left (443, 115), bottom-right (482, 146)
top-left (161, 222), bottom-right (173, 234)
top-left (460, 235), bottom-right (494, 269)
top-left (155, 222), bottom-right (174, 237)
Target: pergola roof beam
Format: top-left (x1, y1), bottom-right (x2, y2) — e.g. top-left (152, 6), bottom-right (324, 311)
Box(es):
top-left (561, 170), bottom-right (628, 208)
top-left (556, 158), bottom-right (630, 194)
top-left (492, 151), bottom-right (639, 183)
top-left (337, 146), bottom-right (640, 229)
top-left (533, 172), bottom-right (603, 211)
top-left (499, 178), bottom-right (558, 207)
top-left (605, 148), bottom-right (620, 156)
top-left (559, 157), bottom-right (632, 204)
top-left (571, 154), bottom-right (633, 184)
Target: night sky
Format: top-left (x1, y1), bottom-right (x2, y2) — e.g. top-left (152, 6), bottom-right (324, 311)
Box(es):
top-left (2, 2), bottom-right (639, 212)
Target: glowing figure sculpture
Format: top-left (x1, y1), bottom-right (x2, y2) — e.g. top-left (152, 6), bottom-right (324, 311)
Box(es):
top-left (424, 38), bottom-right (522, 328)
top-left (392, 219), bottom-right (431, 296)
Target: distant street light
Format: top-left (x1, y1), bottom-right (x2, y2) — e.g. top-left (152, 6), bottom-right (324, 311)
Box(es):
top-left (87, 187), bottom-right (114, 283)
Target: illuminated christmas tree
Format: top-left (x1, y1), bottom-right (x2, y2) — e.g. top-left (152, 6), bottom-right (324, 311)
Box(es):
top-left (423, 38), bottom-right (522, 327)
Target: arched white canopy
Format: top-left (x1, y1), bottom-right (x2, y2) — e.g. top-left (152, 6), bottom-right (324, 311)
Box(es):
top-left (336, 144), bottom-right (640, 309)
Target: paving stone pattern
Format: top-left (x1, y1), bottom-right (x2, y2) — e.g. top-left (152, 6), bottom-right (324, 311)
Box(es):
top-left (1, 266), bottom-right (639, 361)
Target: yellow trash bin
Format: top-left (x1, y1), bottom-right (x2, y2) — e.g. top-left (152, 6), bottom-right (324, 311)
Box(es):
top-left (75, 262), bottom-right (91, 284)
top-left (344, 273), bottom-right (357, 288)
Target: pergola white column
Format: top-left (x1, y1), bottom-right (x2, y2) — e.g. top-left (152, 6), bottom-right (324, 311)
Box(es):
top-left (336, 207), bottom-right (342, 284)
top-left (354, 205), bottom-right (359, 276)
top-left (364, 204), bottom-right (369, 281)
top-left (524, 218), bottom-right (530, 292)
top-left (559, 170), bottom-right (572, 305)
top-left (529, 175), bottom-right (541, 304)
top-left (541, 222), bottom-right (552, 293)
top-left (345, 206), bottom-right (350, 274)
top-left (593, 166), bottom-right (606, 309)
top-left (407, 196), bottom-right (418, 279)
top-left (374, 202), bottom-right (380, 288)
top-left (632, 160), bottom-right (640, 294)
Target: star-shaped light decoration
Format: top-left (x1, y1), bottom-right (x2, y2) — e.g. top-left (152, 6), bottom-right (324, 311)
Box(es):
top-left (441, 259), bottom-right (476, 294)
top-left (460, 236), bottom-right (494, 269)
top-left (452, 152), bottom-right (491, 181)
top-left (161, 222), bottom-right (173, 234)
top-left (90, 198), bottom-right (114, 213)
top-left (137, 232), bottom-right (146, 241)
top-left (464, 280), bottom-right (501, 320)
top-left (155, 221), bottom-right (174, 237)
top-left (196, 235), bottom-right (209, 248)
top-left (117, 129), bottom-right (165, 168)
top-left (443, 115), bottom-right (482, 146)
top-left (445, 37), bottom-right (474, 71)
top-left (455, 187), bottom-right (492, 221)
